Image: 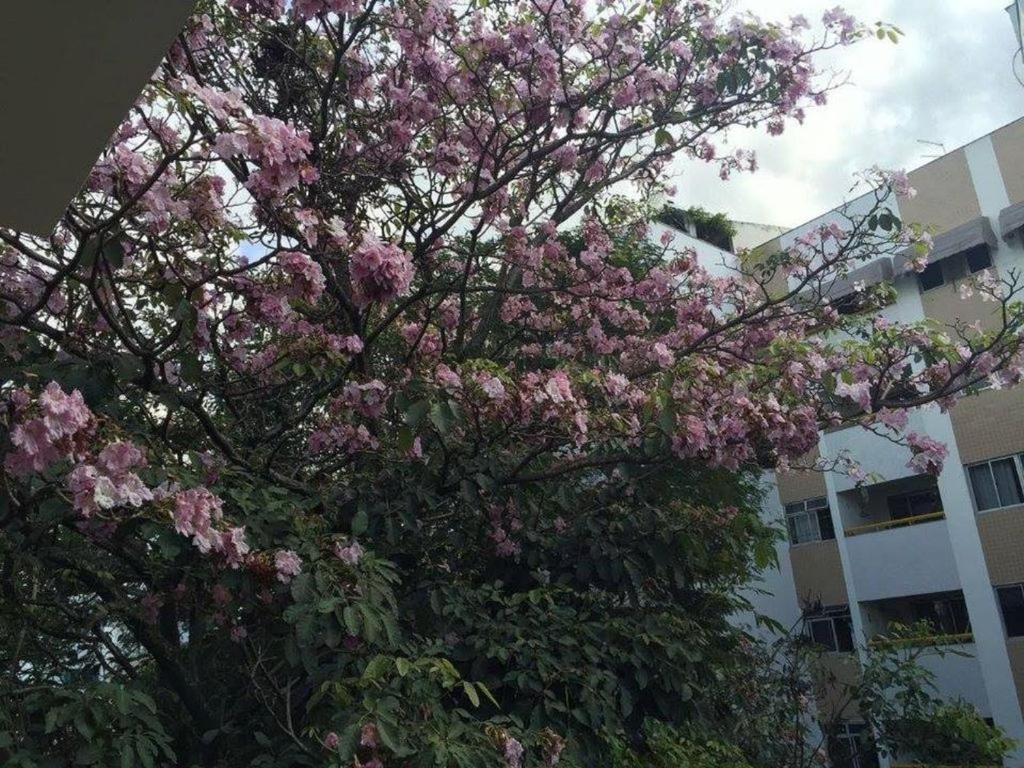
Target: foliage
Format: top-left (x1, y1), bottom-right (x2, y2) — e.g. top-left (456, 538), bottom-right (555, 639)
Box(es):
top-left (856, 624), bottom-right (1015, 765)
top-left (657, 205), bottom-right (738, 251)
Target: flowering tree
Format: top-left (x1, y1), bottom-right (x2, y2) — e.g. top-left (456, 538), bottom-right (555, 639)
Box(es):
top-left (1, 1), bottom-right (1023, 766)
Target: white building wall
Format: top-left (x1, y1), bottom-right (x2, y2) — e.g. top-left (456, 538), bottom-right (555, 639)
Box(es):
top-left (692, 122), bottom-right (1024, 760)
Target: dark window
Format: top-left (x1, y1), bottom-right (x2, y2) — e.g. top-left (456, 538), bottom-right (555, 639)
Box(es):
top-left (997, 584), bottom-right (1024, 637)
top-left (817, 505), bottom-right (836, 540)
top-left (918, 261), bottom-right (944, 291)
top-left (965, 245), bottom-right (993, 274)
top-left (833, 291), bottom-right (872, 316)
top-left (828, 723), bottom-right (880, 768)
top-left (805, 609), bottom-right (854, 653)
top-left (912, 594), bottom-right (971, 636)
top-left (886, 489), bottom-right (942, 521)
top-left (969, 457), bottom-right (1024, 512)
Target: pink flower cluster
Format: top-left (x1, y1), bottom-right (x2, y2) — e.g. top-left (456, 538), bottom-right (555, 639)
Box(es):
top-left (5, 383), bottom-right (95, 476)
top-left (907, 432), bottom-right (949, 475)
top-left (172, 487), bottom-right (250, 567)
top-left (214, 115), bottom-right (316, 200)
top-left (489, 500), bottom-right (523, 558)
top-left (502, 735), bottom-right (525, 768)
top-left (334, 539), bottom-right (364, 566)
top-left (349, 234), bottom-right (415, 307)
top-left (68, 442), bottom-right (153, 517)
top-left (279, 251), bottom-right (326, 304)
top-left (274, 549), bottom-right (303, 583)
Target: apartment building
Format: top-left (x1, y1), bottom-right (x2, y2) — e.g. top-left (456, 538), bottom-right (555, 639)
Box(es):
top-left (738, 119), bottom-right (1024, 767)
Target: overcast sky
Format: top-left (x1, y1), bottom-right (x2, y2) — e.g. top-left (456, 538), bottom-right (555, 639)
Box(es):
top-left (670, 0), bottom-right (1024, 229)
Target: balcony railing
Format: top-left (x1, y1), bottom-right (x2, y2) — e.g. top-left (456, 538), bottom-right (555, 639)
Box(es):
top-left (844, 510), bottom-right (945, 538)
top-left (867, 631), bottom-right (973, 650)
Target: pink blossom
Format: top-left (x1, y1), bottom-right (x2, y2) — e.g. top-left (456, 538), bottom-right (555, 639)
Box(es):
top-left (172, 488), bottom-right (223, 552)
top-left (822, 7), bottom-right (859, 44)
top-left (279, 251), bottom-right (326, 304)
top-left (333, 539), bottom-right (364, 566)
top-left (835, 379), bottom-right (872, 411)
top-left (349, 234), bottom-right (414, 306)
top-left (215, 527), bottom-right (251, 568)
top-left (907, 432), bottom-right (949, 475)
top-left (435, 364), bottom-right (463, 392)
top-left (360, 723), bottom-right (379, 748)
top-left (323, 731), bottom-right (340, 750)
top-left (476, 373), bottom-right (507, 401)
top-left (274, 549), bottom-right (303, 583)
top-left (502, 736), bottom-right (525, 768)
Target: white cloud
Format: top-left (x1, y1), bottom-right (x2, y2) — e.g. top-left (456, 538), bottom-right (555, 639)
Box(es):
top-left (670, 0), bottom-right (1024, 230)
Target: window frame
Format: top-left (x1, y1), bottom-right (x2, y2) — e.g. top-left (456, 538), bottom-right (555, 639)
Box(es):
top-left (910, 593), bottom-right (972, 636)
top-left (804, 608), bottom-right (855, 653)
top-left (964, 244), bottom-right (993, 275)
top-left (917, 246), bottom-right (995, 293)
top-left (967, 454), bottom-right (1024, 513)
top-left (785, 497), bottom-right (834, 545)
top-left (885, 488), bottom-right (943, 521)
top-left (828, 722), bottom-right (880, 768)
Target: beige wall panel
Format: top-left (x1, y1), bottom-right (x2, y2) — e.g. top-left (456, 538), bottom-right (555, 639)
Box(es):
top-left (949, 387), bottom-right (1024, 465)
top-left (1008, 638), bottom-right (1024, 718)
top-left (978, 505), bottom-right (1024, 585)
top-left (920, 282), bottom-right (1003, 332)
top-left (777, 450), bottom-right (828, 505)
top-left (789, 540), bottom-right (848, 608)
top-left (992, 119), bottom-right (1024, 206)
top-left (900, 149), bottom-right (981, 233)
top-left (742, 236), bottom-right (789, 298)
top-left (812, 653), bottom-right (862, 722)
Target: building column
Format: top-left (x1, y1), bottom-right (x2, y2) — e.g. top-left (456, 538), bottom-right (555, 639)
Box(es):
top-left (926, 409), bottom-right (1024, 762)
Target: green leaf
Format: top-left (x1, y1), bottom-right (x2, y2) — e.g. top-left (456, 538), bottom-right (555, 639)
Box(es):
top-left (405, 400), bottom-right (430, 428)
top-left (462, 681), bottom-right (480, 707)
top-left (352, 505), bottom-right (369, 536)
top-left (429, 401), bottom-right (457, 435)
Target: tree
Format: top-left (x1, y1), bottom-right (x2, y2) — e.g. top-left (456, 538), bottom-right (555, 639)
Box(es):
top-left (1, 1), bottom-right (1022, 766)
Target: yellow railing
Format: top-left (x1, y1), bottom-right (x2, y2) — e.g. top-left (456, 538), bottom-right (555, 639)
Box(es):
top-left (868, 632), bottom-right (974, 650)
top-left (844, 510), bottom-right (945, 537)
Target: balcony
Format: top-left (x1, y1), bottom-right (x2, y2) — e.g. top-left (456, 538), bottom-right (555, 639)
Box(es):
top-left (861, 592), bottom-right (990, 715)
top-left (867, 631), bottom-right (973, 649)
top-left (838, 478), bottom-right (957, 600)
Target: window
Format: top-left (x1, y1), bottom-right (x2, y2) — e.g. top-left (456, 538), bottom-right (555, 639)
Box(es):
top-left (828, 723), bottom-right (879, 768)
top-left (832, 291), bottom-right (873, 316)
top-left (997, 584), bottom-right (1024, 637)
top-left (968, 455), bottom-right (1024, 512)
top-left (785, 497), bottom-right (835, 544)
top-left (917, 247), bottom-right (994, 293)
top-left (918, 261), bottom-right (944, 291)
top-left (886, 488), bottom-right (942, 521)
top-left (911, 594), bottom-right (971, 636)
top-left (965, 245), bottom-right (993, 274)
top-left (805, 608), bottom-right (854, 652)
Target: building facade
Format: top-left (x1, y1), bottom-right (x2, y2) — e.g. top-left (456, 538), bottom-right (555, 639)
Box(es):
top-left (741, 119), bottom-right (1024, 766)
